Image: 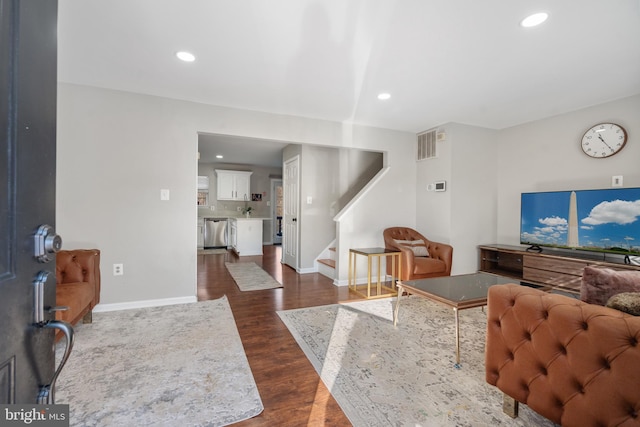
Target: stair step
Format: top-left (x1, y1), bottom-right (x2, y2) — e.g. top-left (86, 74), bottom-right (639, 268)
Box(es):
top-left (329, 247), bottom-right (336, 252)
top-left (318, 258), bottom-right (335, 268)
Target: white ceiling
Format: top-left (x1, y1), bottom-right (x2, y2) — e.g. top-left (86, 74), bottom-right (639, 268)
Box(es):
top-left (58, 0), bottom-right (640, 151)
top-left (198, 134), bottom-right (288, 168)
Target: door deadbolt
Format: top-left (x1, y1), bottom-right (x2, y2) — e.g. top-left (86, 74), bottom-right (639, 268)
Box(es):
top-left (34, 224), bottom-right (62, 263)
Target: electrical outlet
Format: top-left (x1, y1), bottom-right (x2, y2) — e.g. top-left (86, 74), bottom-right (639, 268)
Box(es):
top-left (160, 189), bottom-right (170, 200)
top-left (237, 206), bottom-right (241, 211)
top-left (113, 263), bottom-right (124, 276)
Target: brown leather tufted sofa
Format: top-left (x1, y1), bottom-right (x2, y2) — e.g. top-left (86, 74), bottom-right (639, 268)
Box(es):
top-left (383, 227), bottom-right (452, 281)
top-left (486, 283), bottom-right (640, 426)
top-left (55, 249), bottom-right (101, 327)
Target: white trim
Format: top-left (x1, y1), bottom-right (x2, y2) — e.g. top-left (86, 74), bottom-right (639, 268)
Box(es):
top-left (297, 266), bottom-right (317, 274)
top-left (93, 296), bottom-right (198, 313)
top-left (333, 166), bottom-right (389, 221)
top-left (333, 277), bottom-right (369, 286)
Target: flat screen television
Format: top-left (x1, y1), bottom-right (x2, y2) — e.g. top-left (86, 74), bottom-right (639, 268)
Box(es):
top-left (520, 187), bottom-right (640, 257)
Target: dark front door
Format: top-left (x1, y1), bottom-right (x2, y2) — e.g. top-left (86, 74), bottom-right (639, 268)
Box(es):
top-left (1, 0), bottom-right (61, 403)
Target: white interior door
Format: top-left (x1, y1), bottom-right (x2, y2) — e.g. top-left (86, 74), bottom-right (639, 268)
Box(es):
top-left (283, 156), bottom-right (299, 269)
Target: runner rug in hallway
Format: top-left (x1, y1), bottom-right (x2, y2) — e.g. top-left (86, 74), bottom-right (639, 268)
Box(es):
top-left (225, 262), bottom-right (283, 291)
top-left (56, 296), bottom-right (263, 427)
top-left (278, 297), bottom-right (553, 427)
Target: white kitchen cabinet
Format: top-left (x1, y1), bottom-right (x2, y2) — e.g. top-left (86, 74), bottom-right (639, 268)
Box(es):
top-left (215, 170), bottom-right (252, 201)
top-left (229, 218), bottom-right (265, 256)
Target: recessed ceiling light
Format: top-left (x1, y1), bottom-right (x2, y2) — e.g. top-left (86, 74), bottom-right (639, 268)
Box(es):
top-left (377, 93), bottom-right (391, 100)
top-left (520, 12), bottom-right (548, 28)
top-left (176, 51), bottom-right (196, 62)
top-left (216, 155), bottom-right (223, 159)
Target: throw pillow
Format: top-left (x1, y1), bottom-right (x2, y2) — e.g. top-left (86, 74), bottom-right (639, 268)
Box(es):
top-left (580, 266), bottom-right (640, 306)
top-left (393, 239), bottom-right (429, 257)
top-left (606, 292), bottom-right (640, 316)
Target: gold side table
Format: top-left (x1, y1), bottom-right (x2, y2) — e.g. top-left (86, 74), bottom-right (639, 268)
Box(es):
top-left (348, 247), bottom-right (401, 299)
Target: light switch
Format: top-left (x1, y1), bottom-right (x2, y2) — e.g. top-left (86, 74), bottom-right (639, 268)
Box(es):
top-left (160, 189), bottom-right (170, 200)
top-left (307, 196), bottom-right (313, 204)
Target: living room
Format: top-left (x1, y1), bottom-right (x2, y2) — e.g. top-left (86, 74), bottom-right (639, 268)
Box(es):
top-left (54, 1), bottom-right (639, 310)
top-left (13, 1), bottom-right (638, 424)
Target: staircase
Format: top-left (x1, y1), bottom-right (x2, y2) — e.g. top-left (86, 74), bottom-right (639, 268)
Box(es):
top-left (317, 247), bottom-right (336, 279)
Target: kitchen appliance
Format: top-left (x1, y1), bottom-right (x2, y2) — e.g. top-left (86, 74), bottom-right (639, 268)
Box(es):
top-left (204, 218), bottom-right (228, 248)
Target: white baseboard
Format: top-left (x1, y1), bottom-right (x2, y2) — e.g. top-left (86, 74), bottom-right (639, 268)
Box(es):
top-left (297, 266), bottom-right (317, 274)
top-left (333, 277), bottom-right (380, 286)
top-left (93, 296), bottom-right (198, 313)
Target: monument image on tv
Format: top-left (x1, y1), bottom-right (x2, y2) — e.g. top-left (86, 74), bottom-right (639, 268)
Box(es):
top-left (520, 187), bottom-right (640, 256)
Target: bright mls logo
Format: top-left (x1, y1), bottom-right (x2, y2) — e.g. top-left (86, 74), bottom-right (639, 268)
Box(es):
top-left (0, 405), bottom-right (69, 426)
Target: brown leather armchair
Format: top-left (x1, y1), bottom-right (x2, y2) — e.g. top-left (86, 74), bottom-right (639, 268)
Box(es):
top-left (383, 227), bottom-right (452, 281)
top-left (56, 249), bottom-right (101, 326)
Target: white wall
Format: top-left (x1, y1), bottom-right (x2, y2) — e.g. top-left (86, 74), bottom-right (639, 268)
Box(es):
top-left (497, 95), bottom-right (640, 244)
top-left (416, 124), bottom-right (498, 274)
top-left (300, 145), bottom-right (341, 270)
top-left (57, 83), bottom-right (416, 306)
top-left (333, 126), bottom-right (416, 283)
top-left (416, 95), bottom-right (640, 276)
top-left (282, 132), bottom-right (416, 280)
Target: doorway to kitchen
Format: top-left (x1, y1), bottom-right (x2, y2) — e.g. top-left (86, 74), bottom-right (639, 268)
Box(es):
top-left (271, 178), bottom-right (283, 245)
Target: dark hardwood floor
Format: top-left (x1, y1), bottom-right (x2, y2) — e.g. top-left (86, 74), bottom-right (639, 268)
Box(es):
top-left (197, 245), bottom-right (362, 426)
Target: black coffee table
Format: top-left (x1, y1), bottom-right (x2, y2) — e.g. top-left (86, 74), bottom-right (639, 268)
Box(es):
top-left (393, 272), bottom-right (549, 368)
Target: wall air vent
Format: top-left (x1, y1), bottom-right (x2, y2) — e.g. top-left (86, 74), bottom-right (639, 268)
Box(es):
top-left (417, 129), bottom-right (437, 160)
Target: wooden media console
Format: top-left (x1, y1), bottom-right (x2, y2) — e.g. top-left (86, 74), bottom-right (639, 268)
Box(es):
top-left (479, 244), bottom-right (640, 294)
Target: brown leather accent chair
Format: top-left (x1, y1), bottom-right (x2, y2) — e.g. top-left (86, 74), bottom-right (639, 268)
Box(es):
top-left (55, 249), bottom-right (101, 327)
top-left (383, 227), bottom-right (452, 281)
top-left (486, 284), bottom-right (640, 425)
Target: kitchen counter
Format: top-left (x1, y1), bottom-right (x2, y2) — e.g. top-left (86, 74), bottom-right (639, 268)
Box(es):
top-left (199, 215), bottom-right (271, 220)
top-left (198, 216), bottom-right (272, 251)
top-left (234, 217), bottom-right (271, 221)
top-left (228, 217), bottom-right (268, 256)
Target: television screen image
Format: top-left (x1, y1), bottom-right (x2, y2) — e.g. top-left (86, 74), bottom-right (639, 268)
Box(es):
top-left (520, 187), bottom-right (640, 256)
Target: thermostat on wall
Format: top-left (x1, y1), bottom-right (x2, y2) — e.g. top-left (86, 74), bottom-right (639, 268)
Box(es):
top-left (434, 181), bottom-right (446, 192)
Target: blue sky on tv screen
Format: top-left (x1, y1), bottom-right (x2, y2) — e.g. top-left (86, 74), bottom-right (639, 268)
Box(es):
top-left (520, 188), bottom-right (640, 250)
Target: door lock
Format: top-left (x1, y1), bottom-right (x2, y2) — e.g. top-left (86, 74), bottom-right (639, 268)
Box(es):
top-left (34, 224), bottom-right (62, 263)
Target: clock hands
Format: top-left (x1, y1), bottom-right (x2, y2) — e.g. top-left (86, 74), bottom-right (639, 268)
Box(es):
top-left (598, 134), bottom-right (614, 152)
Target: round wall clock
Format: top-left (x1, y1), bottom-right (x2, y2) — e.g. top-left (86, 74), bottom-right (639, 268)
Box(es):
top-left (581, 123), bottom-right (628, 158)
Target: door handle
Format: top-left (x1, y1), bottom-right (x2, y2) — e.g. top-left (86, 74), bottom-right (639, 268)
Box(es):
top-left (32, 270), bottom-right (75, 404)
top-left (34, 224), bottom-right (62, 263)
top-left (37, 320), bottom-right (74, 404)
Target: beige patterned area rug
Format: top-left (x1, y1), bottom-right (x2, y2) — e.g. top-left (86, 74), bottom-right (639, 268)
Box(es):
top-left (278, 297), bottom-right (554, 427)
top-left (225, 262), bottom-right (283, 291)
top-left (56, 296), bottom-right (263, 427)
